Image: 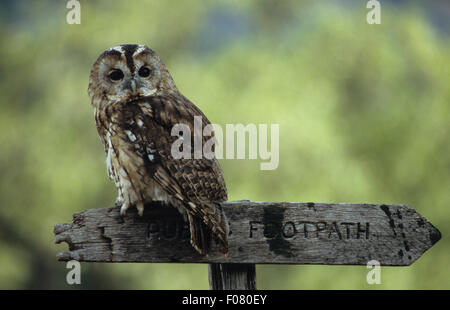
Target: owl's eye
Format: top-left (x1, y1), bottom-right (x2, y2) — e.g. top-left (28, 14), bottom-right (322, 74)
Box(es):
top-left (108, 69), bottom-right (124, 81)
top-left (138, 66), bottom-right (151, 78)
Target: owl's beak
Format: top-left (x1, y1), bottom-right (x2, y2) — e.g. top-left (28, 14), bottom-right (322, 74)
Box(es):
top-left (130, 79), bottom-right (137, 95)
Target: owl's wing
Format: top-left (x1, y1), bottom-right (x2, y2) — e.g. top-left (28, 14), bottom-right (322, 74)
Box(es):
top-left (106, 93), bottom-right (228, 253)
top-left (138, 94), bottom-right (227, 203)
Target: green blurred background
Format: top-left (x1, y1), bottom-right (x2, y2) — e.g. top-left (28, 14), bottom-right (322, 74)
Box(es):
top-left (0, 0), bottom-right (448, 289)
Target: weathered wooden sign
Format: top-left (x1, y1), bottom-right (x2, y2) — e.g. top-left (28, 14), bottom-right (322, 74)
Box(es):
top-left (54, 201), bottom-right (440, 266)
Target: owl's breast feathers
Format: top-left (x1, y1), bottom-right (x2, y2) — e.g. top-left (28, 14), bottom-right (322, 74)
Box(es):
top-left (95, 93), bottom-right (229, 254)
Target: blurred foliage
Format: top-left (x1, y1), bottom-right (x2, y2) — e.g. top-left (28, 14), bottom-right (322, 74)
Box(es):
top-left (0, 0), bottom-right (449, 289)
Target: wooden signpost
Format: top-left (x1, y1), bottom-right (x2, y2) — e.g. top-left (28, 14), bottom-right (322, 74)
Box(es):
top-left (54, 201), bottom-right (441, 289)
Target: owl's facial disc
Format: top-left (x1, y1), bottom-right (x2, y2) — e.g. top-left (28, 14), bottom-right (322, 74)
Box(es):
top-left (96, 44), bottom-right (159, 102)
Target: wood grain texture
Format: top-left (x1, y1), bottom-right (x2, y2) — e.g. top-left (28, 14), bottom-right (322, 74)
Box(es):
top-left (54, 201), bottom-right (441, 266)
top-left (208, 263), bottom-right (256, 290)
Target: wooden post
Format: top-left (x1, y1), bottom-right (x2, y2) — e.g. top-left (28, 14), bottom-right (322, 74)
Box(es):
top-left (54, 201), bottom-right (441, 289)
top-left (208, 263), bottom-right (256, 290)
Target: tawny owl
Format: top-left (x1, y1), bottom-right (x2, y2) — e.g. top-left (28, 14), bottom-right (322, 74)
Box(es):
top-left (88, 44), bottom-right (228, 255)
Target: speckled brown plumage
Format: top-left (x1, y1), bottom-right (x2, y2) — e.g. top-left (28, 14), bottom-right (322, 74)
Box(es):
top-left (88, 44), bottom-right (228, 255)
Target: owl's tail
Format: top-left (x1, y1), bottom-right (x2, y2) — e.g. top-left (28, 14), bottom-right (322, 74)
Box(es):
top-left (186, 202), bottom-right (229, 255)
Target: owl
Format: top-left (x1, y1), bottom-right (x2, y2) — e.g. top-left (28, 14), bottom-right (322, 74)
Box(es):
top-left (88, 44), bottom-right (228, 255)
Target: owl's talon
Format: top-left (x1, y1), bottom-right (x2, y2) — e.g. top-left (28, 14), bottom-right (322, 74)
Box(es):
top-left (120, 203), bottom-right (130, 216)
top-left (136, 202), bottom-right (144, 217)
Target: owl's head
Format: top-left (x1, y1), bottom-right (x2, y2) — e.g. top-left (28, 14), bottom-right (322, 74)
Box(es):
top-left (88, 44), bottom-right (177, 104)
